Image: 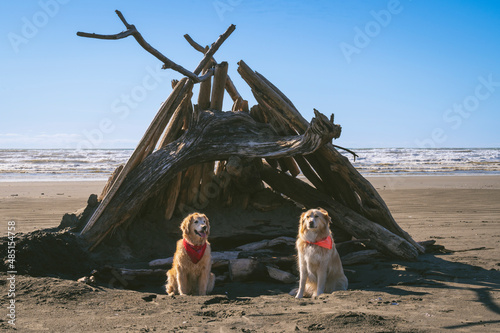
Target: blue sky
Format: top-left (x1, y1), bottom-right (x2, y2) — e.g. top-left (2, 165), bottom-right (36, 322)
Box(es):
top-left (1, 0), bottom-right (499, 149)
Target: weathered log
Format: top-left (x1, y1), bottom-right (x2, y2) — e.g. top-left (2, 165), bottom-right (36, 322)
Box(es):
top-left (251, 93), bottom-right (325, 188)
top-left (238, 60), bottom-right (309, 131)
top-left (198, 65), bottom-right (213, 110)
top-left (197, 161), bottom-right (216, 207)
top-left (99, 164), bottom-right (123, 201)
top-left (260, 164), bottom-right (419, 260)
top-left (266, 266), bottom-right (297, 283)
top-left (210, 62), bottom-right (229, 111)
top-left (176, 164), bottom-right (204, 215)
top-left (81, 78), bottom-right (192, 235)
top-left (163, 172), bottom-right (182, 220)
top-left (82, 109), bottom-right (340, 249)
top-left (158, 84), bottom-right (193, 148)
top-left (225, 156), bottom-right (264, 194)
top-left (229, 258), bottom-right (259, 281)
top-left (118, 268), bottom-right (168, 278)
top-left (149, 251), bottom-right (240, 268)
top-left (292, 155), bottom-right (326, 192)
top-left (236, 236), bottom-right (295, 251)
top-left (149, 257), bottom-right (173, 267)
top-left (212, 251), bottom-right (240, 261)
top-left (340, 249), bottom-right (382, 266)
top-left (238, 60), bottom-right (423, 253)
top-left (281, 157), bottom-right (300, 177)
top-left (231, 97), bottom-right (249, 112)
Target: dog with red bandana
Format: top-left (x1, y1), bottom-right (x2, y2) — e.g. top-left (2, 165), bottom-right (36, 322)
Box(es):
top-left (293, 208), bottom-right (348, 298)
top-left (166, 213), bottom-right (215, 296)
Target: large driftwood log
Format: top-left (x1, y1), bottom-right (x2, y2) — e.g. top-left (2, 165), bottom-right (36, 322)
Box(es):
top-left (266, 266), bottom-right (297, 283)
top-left (340, 250), bottom-right (382, 266)
top-left (236, 236), bottom-right (295, 251)
top-left (260, 164), bottom-right (419, 260)
top-left (210, 62), bottom-right (229, 111)
top-left (229, 259), bottom-right (259, 281)
top-left (82, 109), bottom-right (341, 249)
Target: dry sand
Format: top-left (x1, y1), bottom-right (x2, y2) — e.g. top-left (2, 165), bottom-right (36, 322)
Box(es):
top-left (1, 176), bottom-right (499, 332)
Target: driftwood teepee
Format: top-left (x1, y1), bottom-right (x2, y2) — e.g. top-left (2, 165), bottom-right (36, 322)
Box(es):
top-left (77, 11), bottom-right (424, 259)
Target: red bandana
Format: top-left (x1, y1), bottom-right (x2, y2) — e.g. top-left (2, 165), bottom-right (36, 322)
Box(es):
top-left (183, 239), bottom-right (207, 264)
top-left (307, 235), bottom-right (333, 250)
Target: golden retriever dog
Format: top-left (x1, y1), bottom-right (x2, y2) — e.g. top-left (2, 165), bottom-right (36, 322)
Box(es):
top-left (293, 208), bottom-right (348, 298)
top-left (165, 213), bottom-right (215, 296)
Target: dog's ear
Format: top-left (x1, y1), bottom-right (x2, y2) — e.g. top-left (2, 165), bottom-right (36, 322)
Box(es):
top-left (180, 214), bottom-right (193, 236)
top-left (318, 208), bottom-right (331, 225)
top-left (299, 211), bottom-right (308, 225)
top-left (299, 211), bottom-right (307, 234)
top-left (203, 214), bottom-right (210, 234)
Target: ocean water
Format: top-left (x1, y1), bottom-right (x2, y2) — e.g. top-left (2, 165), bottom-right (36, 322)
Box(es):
top-left (0, 148), bottom-right (499, 182)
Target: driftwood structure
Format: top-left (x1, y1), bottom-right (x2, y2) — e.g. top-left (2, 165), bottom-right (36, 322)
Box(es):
top-left (77, 10), bottom-right (423, 261)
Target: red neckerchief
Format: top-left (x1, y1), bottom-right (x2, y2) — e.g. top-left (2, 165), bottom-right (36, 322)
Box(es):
top-left (306, 235), bottom-right (333, 250)
top-left (183, 239), bottom-right (207, 264)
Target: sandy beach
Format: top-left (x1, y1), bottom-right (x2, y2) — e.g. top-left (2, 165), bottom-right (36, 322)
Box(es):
top-left (1, 175), bottom-right (499, 332)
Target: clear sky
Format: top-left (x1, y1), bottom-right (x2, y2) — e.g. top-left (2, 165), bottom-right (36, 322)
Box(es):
top-left (1, 0), bottom-right (499, 149)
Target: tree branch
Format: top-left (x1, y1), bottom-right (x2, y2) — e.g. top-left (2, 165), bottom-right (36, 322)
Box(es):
top-left (193, 24), bottom-right (236, 76)
top-left (77, 10), bottom-right (217, 83)
top-left (185, 33), bottom-right (242, 102)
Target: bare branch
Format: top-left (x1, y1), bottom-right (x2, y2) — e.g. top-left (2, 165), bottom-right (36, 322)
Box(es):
top-left (185, 32), bottom-right (242, 102)
top-left (77, 10), bottom-right (209, 83)
top-left (193, 24), bottom-right (236, 76)
top-left (332, 145), bottom-right (359, 161)
top-left (184, 34), bottom-right (208, 53)
top-left (76, 30), bottom-right (135, 40)
top-left (115, 9), bottom-right (132, 28)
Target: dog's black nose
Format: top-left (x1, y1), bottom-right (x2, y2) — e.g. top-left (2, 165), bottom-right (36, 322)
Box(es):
top-left (201, 225), bottom-right (207, 231)
top-left (308, 222), bottom-right (315, 228)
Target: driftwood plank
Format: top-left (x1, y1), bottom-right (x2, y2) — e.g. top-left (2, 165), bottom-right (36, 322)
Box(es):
top-left (210, 62), bottom-right (229, 111)
top-left (266, 266), bottom-right (297, 283)
top-left (99, 164), bottom-right (123, 201)
top-left (340, 250), bottom-right (381, 266)
top-left (229, 258), bottom-right (259, 281)
top-left (163, 172), bottom-right (182, 220)
top-left (159, 85), bottom-right (193, 147)
top-left (236, 236), bottom-right (295, 251)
